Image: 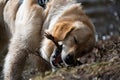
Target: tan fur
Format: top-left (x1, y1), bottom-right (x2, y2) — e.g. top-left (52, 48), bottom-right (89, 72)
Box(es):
top-left (3, 0), bottom-right (45, 80)
top-left (4, 0), bottom-right (20, 34)
top-left (52, 21), bottom-right (74, 41)
top-left (40, 0), bottom-right (95, 65)
top-left (1, 0), bottom-right (96, 79)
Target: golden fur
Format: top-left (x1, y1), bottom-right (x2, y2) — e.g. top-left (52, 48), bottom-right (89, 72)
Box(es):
top-left (0, 0), bottom-right (96, 79)
top-left (40, 0), bottom-right (96, 66)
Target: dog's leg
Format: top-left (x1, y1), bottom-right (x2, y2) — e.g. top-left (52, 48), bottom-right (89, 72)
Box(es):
top-left (4, 47), bottom-right (28, 80)
top-left (3, 0), bottom-right (20, 34)
top-left (4, 0), bottom-right (44, 80)
top-left (3, 0), bottom-right (23, 79)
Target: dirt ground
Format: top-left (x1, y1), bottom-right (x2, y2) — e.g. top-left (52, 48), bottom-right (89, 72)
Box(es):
top-left (0, 37), bottom-right (120, 80)
top-left (26, 36), bottom-right (120, 80)
top-left (1, 36), bottom-right (119, 80)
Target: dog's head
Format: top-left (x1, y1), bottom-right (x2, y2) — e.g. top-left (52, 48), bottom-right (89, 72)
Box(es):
top-left (50, 20), bottom-right (95, 66)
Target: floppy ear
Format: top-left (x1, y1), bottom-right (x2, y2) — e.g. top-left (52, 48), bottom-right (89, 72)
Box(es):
top-left (52, 21), bottom-right (74, 41)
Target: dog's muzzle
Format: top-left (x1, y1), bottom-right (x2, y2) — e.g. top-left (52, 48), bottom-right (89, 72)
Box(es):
top-left (44, 32), bottom-right (82, 69)
top-left (50, 44), bottom-right (63, 68)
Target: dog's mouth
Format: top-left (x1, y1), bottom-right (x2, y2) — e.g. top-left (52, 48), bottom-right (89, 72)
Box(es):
top-left (44, 32), bottom-right (63, 68)
top-left (50, 44), bottom-right (63, 68)
top-left (44, 32), bottom-right (82, 68)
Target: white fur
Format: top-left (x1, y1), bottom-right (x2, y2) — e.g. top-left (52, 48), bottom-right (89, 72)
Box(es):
top-left (3, 0), bottom-right (44, 80)
top-left (73, 21), bottom-right (85, 29)
top-left (40, 43), bottom-right (50, 61)
top-left (42, 0), bottom-right (76, 32)
top-left (40, 0), bottom-right (78, 60)
top-left (40, 0), bottom-right (95, 68)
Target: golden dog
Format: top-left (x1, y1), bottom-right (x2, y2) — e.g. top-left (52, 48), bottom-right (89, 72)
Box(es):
top-left (40, 0), bottom-right (96, 68)
top-left (3, 0), bottom-right (46, 80)
top-left (1, 0), bottom-right (96, 79)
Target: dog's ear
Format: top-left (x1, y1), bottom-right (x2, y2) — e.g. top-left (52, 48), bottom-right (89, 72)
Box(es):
top-left (52, 21), bottom-right (74, 41)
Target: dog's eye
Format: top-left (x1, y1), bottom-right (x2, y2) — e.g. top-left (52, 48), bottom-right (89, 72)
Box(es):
top-left (73, 37), bottom-right (78, 44)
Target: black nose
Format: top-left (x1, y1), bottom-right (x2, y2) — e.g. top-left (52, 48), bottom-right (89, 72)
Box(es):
top-left (64, 54), bottom-right (83, 66)
top-left (64, 54), bottom-right (75, 66)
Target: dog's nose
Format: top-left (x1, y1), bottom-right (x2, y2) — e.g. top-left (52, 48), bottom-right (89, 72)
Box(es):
top-left (64, 54), bottom-right (75, 66)
top-left (64, 54), bottom-right (83, 66)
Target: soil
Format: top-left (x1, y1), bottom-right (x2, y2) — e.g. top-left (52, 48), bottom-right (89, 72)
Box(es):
top-left (30, 36), bottom-right (120, 80)
top-left (0, 37), bottom-right (120, 80)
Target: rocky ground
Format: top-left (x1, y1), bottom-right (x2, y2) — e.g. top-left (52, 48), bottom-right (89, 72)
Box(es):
top-left (29, 36), bottom-right (120, 80)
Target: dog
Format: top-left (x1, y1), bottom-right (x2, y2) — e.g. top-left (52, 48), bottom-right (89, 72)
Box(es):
top-left (3, 0), bottom-right (45, 80)
top-left (40, 0), bottom-right (96, 69)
